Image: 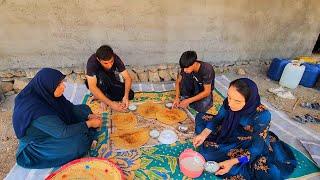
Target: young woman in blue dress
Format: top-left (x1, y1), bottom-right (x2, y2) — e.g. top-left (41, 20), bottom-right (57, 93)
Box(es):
top-left (193, 78), bottom-right (296, 179)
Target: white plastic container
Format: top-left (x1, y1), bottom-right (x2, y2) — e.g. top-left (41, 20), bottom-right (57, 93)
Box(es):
top-left (158, 129), bottom-right (178, 144)
top-left (279, 62), bottom-right (305, 89)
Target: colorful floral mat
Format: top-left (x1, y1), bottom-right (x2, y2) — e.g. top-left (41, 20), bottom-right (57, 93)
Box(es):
top-left (97, 140), bottom-right (319, 179)
top-left (82, 89), bottom-right (320, 179)
top-left (6, 81), bottom-right (319, 180)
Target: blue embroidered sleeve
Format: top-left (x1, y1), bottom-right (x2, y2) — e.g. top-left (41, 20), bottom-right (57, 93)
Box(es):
top-left (247, 110), bottom-right (271, 161)
top-left (203, 106), bottom-right (226, 131)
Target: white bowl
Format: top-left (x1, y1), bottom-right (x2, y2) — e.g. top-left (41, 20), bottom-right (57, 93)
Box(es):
top-left (158, 129), bottom-right (178, 144)
top-left (149, 130), bottom-right (160, 138)
top-left (128, 104), bottom-right (137, 111)
top-left (204, 161), bottom-right (220, 173)
top-left (178, 125), bottom-right (188, 133)
top-left (165, 102), bottom-right (173, 108)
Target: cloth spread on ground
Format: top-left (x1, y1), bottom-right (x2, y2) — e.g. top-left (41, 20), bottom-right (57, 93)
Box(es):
top-left (5, 78), bottom-right (320, 180)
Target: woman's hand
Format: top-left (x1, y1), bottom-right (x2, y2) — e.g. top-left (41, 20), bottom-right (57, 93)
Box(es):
top-left (86, 118), bottom-right (102, 128)
top-left (192, 134), bottom-right (206, 147)
top-left (215, 158), bottom-right (239, 176)
top-left (193, 128), bottom-right (212, 147)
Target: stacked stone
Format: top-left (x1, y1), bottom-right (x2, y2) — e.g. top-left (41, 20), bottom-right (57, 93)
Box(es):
top-left (0, 59), bottom-right (272, 102)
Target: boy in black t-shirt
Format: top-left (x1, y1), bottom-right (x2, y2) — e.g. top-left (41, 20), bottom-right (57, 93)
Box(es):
top-left (173, 51), bottom-right (215, 113)
top-left (85, 45), bottom-right (134, 112)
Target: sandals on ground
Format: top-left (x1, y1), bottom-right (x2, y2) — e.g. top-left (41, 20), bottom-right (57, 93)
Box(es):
top-left (300, 102), bottom-right (320, 111)
top-left (292, 114), bottom-right (320, 124)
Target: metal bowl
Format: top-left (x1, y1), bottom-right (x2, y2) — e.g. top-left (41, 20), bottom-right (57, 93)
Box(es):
top-left (165, 102), bottom-right (173, 108)
top-left (128, 104), bottom-right (137, 111)
top-left (178, 125), bottom-right (188, 133)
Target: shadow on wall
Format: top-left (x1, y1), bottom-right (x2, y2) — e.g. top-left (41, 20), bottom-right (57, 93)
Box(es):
top-left (312, 33), bottom-right (320, 54)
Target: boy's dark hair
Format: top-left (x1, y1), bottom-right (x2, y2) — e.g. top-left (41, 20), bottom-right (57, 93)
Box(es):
top-left (179, 51), bottom-right (197, 68)
top-left (229, 79), bottom-right (251, 102)
top-left (96, 45), bottom-right (114, 61)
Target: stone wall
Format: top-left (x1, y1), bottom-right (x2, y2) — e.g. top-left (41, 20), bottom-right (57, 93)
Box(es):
top-left (0, 0), bottom-right (319, 70)
top-left (0, 60), bottom-right (272, 98)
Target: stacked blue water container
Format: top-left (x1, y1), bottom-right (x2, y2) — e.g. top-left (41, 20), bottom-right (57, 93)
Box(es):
top-left (299, 63), bottom-right (320, 88)
top-left (267, 58), bottom-right (290, 81)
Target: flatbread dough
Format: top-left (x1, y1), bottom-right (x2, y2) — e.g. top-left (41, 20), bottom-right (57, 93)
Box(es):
top-left (111, 112), bottom-right (137, 130)
top-left (110, 128), bottom-right (150, 149)
top-left (156, 108), bottom-right (187, 125)
top-left (136, 102), bottom-right (163, 119)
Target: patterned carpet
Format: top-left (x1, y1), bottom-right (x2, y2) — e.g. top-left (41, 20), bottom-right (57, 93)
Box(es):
top-left (83, 88), bottom-right (320, 179)
top-left (5, 80), bottom-right (319, 180)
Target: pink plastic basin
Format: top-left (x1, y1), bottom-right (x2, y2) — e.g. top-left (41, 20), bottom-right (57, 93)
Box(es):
top-left (179, 148), bottom-right (205, 178)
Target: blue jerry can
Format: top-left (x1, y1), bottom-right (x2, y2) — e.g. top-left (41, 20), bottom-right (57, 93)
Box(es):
top-left (299, 63), bottom-right (320, 88)
top-left (267, 58), bottom-right (290, 81)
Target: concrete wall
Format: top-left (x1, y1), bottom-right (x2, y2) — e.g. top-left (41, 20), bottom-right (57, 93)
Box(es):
top-left (0, 0), bottom-right (319, 70)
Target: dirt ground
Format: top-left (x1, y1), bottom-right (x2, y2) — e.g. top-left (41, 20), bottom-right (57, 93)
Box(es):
top-left (0, 63), bottom-right (319, 179)
top-left (0, 95), bottom-right (18, 179)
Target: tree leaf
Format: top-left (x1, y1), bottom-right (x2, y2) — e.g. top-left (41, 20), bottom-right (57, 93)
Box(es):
top-left (134, 170), bottom-right (147, 180)
top-left (166, 156), bottom-right (177, 173)
top-left (144, 170), bottom-right (164, 180)
top-left (140, 157), bottom-right (153, 169)
top-left (151, 154), bottom-right (164, 163)
top-left (141, 147), bottom-right (158, 155)
top-left (150, 167), bottom-right (168, 174)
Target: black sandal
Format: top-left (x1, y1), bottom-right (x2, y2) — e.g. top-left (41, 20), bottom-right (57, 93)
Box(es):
top-left (304, 114), bottom-right (320, 124)
top-left (292, 114), bottom-right (320, 124)
top-left (292, 116), bottom-right (308, 124)
top-left (311, 103), bottom-right (320, 110)
top-left (300, 102), bottom-right (320, 111)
